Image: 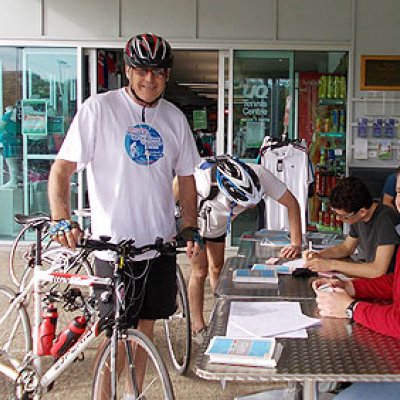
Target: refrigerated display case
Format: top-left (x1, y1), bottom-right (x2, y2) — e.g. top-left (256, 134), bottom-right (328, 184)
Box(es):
top-left (297, 72), bottom-right (347, 233)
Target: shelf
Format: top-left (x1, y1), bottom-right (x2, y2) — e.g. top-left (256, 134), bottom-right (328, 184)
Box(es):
top-left (319, 132), bottom-right (345, 138)
top-left (26, 154), bottom-right (56, 160)
top-left (319, 99), bottom-right (346, 106)
top-left (315, 224), bottom-right (342, 234)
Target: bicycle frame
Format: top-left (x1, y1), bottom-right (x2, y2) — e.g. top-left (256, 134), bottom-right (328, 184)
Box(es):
top-left (0, 262), bottom-right (112, 394)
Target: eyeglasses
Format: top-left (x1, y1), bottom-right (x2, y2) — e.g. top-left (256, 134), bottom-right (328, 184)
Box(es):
top-left (132, 67), bottom-right (167, 77)
top-left (331, 209), bottom-right (358, 220)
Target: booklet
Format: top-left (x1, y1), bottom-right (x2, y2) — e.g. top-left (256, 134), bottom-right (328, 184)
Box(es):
top-left (252, 259), bottom-right (304, 275)
top-left (205, 336), bottom-right (277, 368)
top-left (232, 268), bottom-right (278, 284)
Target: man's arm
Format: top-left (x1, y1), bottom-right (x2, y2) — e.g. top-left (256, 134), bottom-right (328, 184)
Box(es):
top-left (177, 175), bottom-right (197, 228)
top-left (306, 237), bottom-right (396, 278)
top-left (48, 159), bottom-right (80, 248)
top-left (277, 189), bottom-right (302, 257)
top-left (177, 175), bottom-right (201, 257)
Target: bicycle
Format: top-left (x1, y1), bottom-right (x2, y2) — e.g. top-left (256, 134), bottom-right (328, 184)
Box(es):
top-left (9, 213), bottom-right (191, 375)
top-left (0, 224), bottom-right (179, 399)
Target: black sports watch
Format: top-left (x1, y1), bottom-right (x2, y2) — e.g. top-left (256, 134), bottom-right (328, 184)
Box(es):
top-left (345, 300), bottom-right (359, 322)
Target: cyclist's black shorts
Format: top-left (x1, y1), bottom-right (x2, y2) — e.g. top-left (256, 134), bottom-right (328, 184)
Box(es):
top-left (93, 254), bottom-right (177, 329)
top-left (202, 233), bottom-right (226, 243)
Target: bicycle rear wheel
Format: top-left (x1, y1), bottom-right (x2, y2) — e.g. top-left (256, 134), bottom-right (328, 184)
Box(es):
top-left (163, 265), bottom-right (191, 374)
top-left (92, 329), bottom-right (174, 400)
top-left (0, 285), bottom-right (32, 398)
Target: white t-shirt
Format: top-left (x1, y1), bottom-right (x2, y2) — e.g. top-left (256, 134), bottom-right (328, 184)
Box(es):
top-left (195, 163), bottom-right (287, 238)
top-left (57, 88), bottom-right (200, 253)
top-left (261, 144), bottom-right (312, 233)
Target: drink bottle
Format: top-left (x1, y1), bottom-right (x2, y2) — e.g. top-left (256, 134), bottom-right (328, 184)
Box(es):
top-left (319, 75), bottom-right (327, 99)
top-left (50, 316), bottom-right (87, 358)
top-left (339, 76), bottom-right (347, 99)
top-left (327, 75), bottom-right (333, 99)
top-left (37, 304), bottom-right (58, 356)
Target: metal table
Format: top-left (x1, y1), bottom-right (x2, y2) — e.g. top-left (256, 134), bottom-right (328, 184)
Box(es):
top-left (195, 297), bottom-right (400, 400)
top-left (215, 256), bottom-right (316, 299)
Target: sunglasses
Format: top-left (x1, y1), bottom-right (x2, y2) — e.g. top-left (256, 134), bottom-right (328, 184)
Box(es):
top-left (132, 67), bottom-right (167, 77)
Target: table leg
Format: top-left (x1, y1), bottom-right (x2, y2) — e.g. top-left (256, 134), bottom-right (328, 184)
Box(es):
top-left (302, 381), bottom-right (318, 400)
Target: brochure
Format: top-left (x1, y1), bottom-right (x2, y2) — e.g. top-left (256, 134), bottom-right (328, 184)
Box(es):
top-left (252, 259), bottom-right (304, 275)
top-left (232, 268), bottom-right (278, 284)
top-left (205, 336), bottom-right (277, 368)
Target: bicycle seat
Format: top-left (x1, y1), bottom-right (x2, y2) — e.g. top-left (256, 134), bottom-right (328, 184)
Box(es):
top-left (14, 213), bottom-right (50, 226)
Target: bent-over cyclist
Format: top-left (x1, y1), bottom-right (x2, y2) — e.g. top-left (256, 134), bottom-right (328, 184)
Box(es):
top-left (174, 155), bottom-right (302, 343)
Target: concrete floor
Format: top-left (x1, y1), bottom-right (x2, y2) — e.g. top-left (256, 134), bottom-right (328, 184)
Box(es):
top-left (0, 246), bottom-right (335, 399)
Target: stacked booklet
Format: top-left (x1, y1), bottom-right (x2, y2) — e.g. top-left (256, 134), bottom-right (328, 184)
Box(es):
top-left (205, 336), bottom-right (277, 368)
top-left (232, 268), bottom-right (278, 284)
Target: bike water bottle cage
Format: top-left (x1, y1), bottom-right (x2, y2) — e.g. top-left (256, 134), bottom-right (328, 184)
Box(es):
top-left (49, 219), bottom-right (80, 236)
top-left (178, 227), bottom-right (204, 249)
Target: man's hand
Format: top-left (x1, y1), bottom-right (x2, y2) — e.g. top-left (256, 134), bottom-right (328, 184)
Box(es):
top-left (305, 257), bottom-right (334, 273)
top-left (49, 219), bottom-right (82, 250)
top-left (280, 244), bottom-right (302, 258)
top-left (176, 226), bottom-right (203, 258)
top-left (312, 277), bottom-right (355, 296)
top-left (315, 287), bottom-right (354, 319)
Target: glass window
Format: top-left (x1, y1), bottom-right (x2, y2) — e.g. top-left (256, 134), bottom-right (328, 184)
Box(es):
top-left (231, 51), bottom-right (293, 245)
top-left (0, 47), bottom-right (77, 239)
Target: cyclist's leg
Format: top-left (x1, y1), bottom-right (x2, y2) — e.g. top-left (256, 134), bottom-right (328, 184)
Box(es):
top-left (188, 245), bottom-right (209, 334)
top-left (206, 239), bottom-right (226, 291)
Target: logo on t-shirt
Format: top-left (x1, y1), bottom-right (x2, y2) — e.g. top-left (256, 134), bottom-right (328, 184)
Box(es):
top-left (125, 123), bottom-right (164, 165)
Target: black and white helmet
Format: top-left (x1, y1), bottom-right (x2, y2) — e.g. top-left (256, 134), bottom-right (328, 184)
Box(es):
top-left (215, 156), bottom-right (263, 207)
top-left (124, 33), bottom-right (173, 69)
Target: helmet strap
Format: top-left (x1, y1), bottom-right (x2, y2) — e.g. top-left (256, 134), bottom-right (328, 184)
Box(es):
top-left (226, 201), bottom-right (237, 233)
top-left (128, 86), bottom-right (163, 107)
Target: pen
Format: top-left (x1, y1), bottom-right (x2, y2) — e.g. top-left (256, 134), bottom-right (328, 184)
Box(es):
top-left (309, 241), bottom-right (313, 252)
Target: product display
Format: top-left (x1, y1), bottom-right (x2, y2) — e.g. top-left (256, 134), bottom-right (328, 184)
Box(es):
top-left (303, 73), bottom-right (347, 233)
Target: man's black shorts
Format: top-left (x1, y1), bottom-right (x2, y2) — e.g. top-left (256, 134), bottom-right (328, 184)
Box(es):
top-left (93, 254), bottom-right (177, 329)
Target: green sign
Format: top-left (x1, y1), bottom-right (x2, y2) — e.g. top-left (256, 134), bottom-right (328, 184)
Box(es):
top-left (193, 109), bottom-right (207, 130)
top-left (22, 99), bottom-right (47, 136)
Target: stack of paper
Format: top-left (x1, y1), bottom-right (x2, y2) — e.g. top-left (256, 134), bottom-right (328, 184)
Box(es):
top-left (205, 336), bottom-right (277, 368)
top-left (227, 301), bottom-right (321, 338)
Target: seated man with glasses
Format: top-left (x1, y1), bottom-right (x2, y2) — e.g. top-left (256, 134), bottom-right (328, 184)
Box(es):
top-left (304, 176), bottom-right (400, 278)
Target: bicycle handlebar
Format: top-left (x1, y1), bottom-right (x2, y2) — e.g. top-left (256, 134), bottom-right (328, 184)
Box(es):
top-left (78, 236), bottom-right (186, 257)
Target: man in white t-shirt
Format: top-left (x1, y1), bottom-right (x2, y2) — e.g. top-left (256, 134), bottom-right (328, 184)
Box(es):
top-left (48, 33), bottom-right (201, 395)
top-left (174, 156), bottom-right (302, 343)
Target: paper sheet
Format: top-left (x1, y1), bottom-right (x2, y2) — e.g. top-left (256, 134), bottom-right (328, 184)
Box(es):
top-left (227, 301), bottom-right (321, 338)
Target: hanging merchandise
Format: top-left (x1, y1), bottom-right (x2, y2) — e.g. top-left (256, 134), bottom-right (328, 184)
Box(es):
top-left (260, 139), bottom-right (313, 234)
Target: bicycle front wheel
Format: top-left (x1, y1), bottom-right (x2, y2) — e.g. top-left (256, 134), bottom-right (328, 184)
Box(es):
top-left (92, 329), bottom-right (174, 400)
top-left (163, 265), bottom-right (191, 374)
top-left (0, 285), bottom-right (32, 398)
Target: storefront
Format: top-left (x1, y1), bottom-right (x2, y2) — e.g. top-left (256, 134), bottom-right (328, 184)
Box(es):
top-left (0, 45), bottom-right (350, 244)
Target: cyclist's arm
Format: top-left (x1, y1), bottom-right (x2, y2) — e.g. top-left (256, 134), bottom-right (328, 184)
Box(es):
top-left (177, 175), bottom-right (198, 228)
top-left (48, 159), bottom-right (81, 248)
top-left (277, 189), bottom-right (302, 251)
top-left (177, 175), bottom-right (201, 257)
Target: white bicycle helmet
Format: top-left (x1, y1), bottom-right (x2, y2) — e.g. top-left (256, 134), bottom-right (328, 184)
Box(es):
top-left (214, 156), bottom-right (263, 207)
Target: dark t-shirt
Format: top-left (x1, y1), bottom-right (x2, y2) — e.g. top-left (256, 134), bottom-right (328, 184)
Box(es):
top-left (349, 203), bottom-right (400, 273)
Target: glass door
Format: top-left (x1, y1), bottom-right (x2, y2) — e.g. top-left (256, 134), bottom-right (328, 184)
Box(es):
top-left (230, 50), bottom-right (294, 246)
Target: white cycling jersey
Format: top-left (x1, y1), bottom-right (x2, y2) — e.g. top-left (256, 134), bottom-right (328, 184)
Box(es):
top-left (194, 163), bottom-right (287, 238)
